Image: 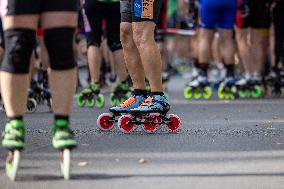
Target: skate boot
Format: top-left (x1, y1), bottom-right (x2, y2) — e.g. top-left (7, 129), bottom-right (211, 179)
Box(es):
top-left (184, 76), bottom-right (212, 99)
top-left (51, 119), bottom-right (77, 180)
top-left (2, 120), bottom-right (26, 181)
top-left (249, 75), bottom-right (264, 98)
top-left (118, 95), bottom-right (181, 133)
top-left (76, 82), bottom-right (105, 108)
top-left (97, 94), bottom-right (146, 131)
top-left (218, 77), bottom-right (237, 100)
top-left (236, 76), bottom-right (250, 98)
top-left (109, 81), bottom-right (131, 106)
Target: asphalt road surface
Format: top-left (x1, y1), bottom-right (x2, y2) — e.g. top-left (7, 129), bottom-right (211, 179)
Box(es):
top-left (1, 77), bottom-right (284, 189)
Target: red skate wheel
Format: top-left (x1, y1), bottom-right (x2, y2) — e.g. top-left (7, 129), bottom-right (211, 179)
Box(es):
top-left (97, 113), bottom-right (114, 131)
top-left (143, 114), bottom-right (162, 133)
top-left (166, 114), bottom-right (181, 132)
top-left (118, 115), bottom-right (135, 133)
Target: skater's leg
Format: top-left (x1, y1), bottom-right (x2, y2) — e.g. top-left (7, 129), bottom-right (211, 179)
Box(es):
top-left (41, 12), bottom-right (77, 117)
top-left (83, 0), bottom-right (104, 83)
top-left (106, 2), bottom-right (128, 82)
top-left (197, 28), bottom-right (214, 75)
top-left (0, 15), bottom-right (38, 117)
top-left (132, 22), bottom-right (163, 92)
top-left (218, 29), bottom-right (236, 77)
top-left (120, 22), bottom-right (146, 89)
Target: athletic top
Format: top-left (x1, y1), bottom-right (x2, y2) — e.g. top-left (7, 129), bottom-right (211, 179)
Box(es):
top-left (167, 0), bottom-right (178, 18)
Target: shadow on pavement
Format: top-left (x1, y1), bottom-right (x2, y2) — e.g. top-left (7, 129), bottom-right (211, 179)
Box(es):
top-left (17, 172), bottom-right (284, 182)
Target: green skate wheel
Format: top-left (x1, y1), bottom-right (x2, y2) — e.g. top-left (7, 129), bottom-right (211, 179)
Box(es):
top-left (184, 86), bottom-right (192, 99)
top-left (228, 93), bottom-right (235, 100)
top-left (239, 89), bottom-right (249, 98)
top-left (109, 93), bottom-right (117, 106)
top-left (87, 98), bottom-right (95, 107)
top-left (203, 86), bottom-right (212, 99)
top-left (252, 86), bottom-right (263, 98)
top-left (6, 150), bottom-right (21, 181)
top-left (76, 95), bottom-right (85, 107)
top-left (218, 88), bottom-right (225, 99)
top-left (194, 88), bottom-right (202, 99)
top-left (96, 94), bottom-right (105, 109)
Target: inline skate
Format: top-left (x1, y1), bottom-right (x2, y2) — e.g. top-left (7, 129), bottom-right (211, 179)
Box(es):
top-left (118, 95), bottom-right (181, 133)
top-left (184, 76), bottom-right (212, 99)
top-left (97, 94), bottom-right (146, 131)
top-left (218, 77), bottom-right (237, 100)
top-left (109, 81), bottom-right (131, 106)
top-left (2, 120), bottom-right (25, 181)
top-left (76, 82), bottom-right (105, 108)
top-left (51, 119), bottom-right (77, 180)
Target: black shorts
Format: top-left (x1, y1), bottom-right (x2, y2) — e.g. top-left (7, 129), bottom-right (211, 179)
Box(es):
top-left (120, 0), bottom-right (162, 23)
top-left (83, 0), bottom-right (121, 49)
top-left (0, 0), bottom-right (78, 16)
top-left (236, 0), bottom-right (271, 29)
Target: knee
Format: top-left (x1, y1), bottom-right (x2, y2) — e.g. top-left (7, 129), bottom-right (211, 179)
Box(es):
top-left (132, 28), bottom-right (153, 49)
top-left (44, 27), bottom-right (77, 71)
top-left (1, 29), bottom-right (36, 74)
top-left (120, 24), bottom-right (134, 48)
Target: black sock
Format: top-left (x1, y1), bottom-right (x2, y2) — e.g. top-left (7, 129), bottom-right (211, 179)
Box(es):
top-left (151, 92), bottom-right (164, 96)
top-left (225, 64), bottom-right (235, 77)
top-left (198, 63), bottom-right (209, 77)
top-left (54, 115), bottom-right (69, 122)
top-left (8, 116), bottom-right (23, 122)
top-left (133, 89), bottom-right (148, 97)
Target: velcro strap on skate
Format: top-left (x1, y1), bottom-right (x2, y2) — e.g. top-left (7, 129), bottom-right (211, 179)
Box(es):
top-left (120, 97), bottom-right (136, 108)
top-left (140, 97), bottom-right (153, 107)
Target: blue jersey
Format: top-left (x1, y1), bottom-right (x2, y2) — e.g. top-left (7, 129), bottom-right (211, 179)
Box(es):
top-left (200, 0), bottom-right (237, 29)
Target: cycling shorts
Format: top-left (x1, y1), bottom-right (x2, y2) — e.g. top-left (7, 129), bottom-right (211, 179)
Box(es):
top-left (236, 0), bottom-right (271, 29)
top-left (0, 0), bottom-right (78, 16)
top-left (200, 0), bottom-right (237, 29)
top-left (120, 0), bottom-right (163, 23)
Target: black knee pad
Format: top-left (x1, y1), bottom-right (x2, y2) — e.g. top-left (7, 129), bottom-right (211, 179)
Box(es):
top-left (1, 29), bottom-right (35, 73)
top-left (107, 40), bottom-right (122, 52)
top-left (44, 28), bottom-right (77, 70)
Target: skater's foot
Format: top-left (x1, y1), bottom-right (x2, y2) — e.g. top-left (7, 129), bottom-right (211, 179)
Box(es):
top-left (90, 82), bottom-right (101, 94)
top-left (51, 120), bottom-right (77, 150)
top-left (188, 76), bottom-right (210, 88)
top-left (2, 120), bottom-right (26, 150)
top-left (130, 94), bottom-right (170, 114)
top-left (110, 94), bottom-right (146, 114)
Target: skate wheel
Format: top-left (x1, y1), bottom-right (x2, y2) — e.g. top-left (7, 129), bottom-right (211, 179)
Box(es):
top-left (142, 114), bottom-right (162, 133)
top-left (218, 88), bottom-right (225, 99)
top-left (203, 86), bottom-right (212, 99)
top-left (109, 93), bottom-right (116, 106)
top-left (76, 95), bottom-right (85, 107)
top-left (239, 89), bottom-right (249, 98)
top-left (252, 86), bottom-right (263, 98)
top-left (87, 98), bottom-right (95, 108)
top-left (96, 94), bottom-right (105, 109)
top-left (166, 114), bottom-right (181, 132)
top-left (184, 86), bottom-right (192, 99)
top-left (6, 150), bottom-right (21, 181)
top-left (97, 113), bottom-right (115, 131)
top-left (118, 115), bottom-right (136, 133)
top-left (60, 149), bottom-right (71, 180)
top-left (27, 98), bottom-right (37, 113)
